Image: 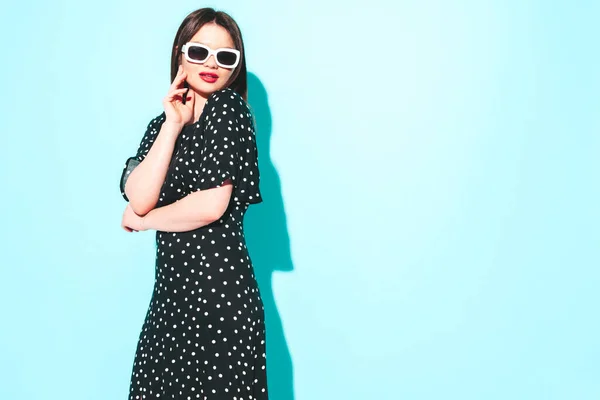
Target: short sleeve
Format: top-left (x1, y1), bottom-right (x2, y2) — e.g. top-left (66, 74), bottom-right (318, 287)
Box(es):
top-left (191, 89), bottom-right (262, 205)
top-left (119, 112), bottom-right (166, 201)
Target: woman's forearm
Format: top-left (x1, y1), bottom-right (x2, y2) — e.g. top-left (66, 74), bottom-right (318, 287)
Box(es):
top-left (125, 122), bottom-right (182, 215)
top-left (140, 187), bottom-right (232, 232)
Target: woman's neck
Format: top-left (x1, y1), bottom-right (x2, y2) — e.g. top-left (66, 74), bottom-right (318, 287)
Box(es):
top-left (192, 90), bottom-right (209, 122)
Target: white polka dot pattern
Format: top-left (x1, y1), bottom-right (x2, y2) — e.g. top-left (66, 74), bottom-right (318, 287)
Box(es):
top-left (191, 89), bottom-right (262, 205)
top-left (120, 88), bottom-right (268, 399)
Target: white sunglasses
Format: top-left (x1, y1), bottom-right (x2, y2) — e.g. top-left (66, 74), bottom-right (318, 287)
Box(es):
top-left (181, 42), bottom-right (241, 69)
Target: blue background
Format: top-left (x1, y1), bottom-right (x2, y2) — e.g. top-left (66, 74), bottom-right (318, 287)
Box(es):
top-left (1, 1), bottom-right (598, 399)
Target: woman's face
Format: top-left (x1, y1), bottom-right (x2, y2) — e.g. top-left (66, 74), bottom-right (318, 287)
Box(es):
top-left (180, 23), bottom-right (237, 97)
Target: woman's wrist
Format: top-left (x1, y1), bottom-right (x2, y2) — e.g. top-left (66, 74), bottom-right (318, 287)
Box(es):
top-left (140, 213), bottom-right (148, 231)
top-left (161, 120), bottom-right (184, 137)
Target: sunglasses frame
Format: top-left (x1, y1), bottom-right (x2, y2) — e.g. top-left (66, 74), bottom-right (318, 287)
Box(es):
top-left (181, 42), bottom-right (241, 69)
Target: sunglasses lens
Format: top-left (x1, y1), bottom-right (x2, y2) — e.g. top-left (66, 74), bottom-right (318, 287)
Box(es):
top-left (188, 45), bottom-right (209, 62)
top-left (216, 50), bottom-right (238, 67)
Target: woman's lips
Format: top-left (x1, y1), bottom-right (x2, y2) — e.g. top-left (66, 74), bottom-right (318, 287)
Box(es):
top-left (200, 72), bottom-right (218, 83)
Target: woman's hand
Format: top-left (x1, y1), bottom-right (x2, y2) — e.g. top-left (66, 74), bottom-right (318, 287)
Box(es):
top-left (163, 65), bottom-right (195, 127)
top-left (121, 203), bottom-right (148, 232)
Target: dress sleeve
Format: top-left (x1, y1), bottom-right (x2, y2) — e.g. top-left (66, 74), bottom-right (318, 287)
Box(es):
top-left (190, 89), bottom-right (262, 205)
top-left (119, 112), bottom-right (166, 201)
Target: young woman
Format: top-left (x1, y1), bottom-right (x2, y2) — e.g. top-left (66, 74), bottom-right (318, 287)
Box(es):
top-left (119, 8), bottom-right (268, 400)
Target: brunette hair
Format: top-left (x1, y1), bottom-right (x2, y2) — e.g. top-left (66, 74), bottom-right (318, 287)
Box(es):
top-left (170, 8), bottom-right (248, 100)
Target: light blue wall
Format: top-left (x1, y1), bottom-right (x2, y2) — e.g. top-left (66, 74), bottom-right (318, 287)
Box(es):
top-left (1, 1), bottom-right (598, 399)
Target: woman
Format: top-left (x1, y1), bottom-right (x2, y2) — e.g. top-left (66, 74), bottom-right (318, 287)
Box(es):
top-left (119, 8), bottom-right (268, 400)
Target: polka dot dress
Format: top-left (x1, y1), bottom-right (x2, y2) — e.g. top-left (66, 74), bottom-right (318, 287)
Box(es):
top-left (120, 87), bottom-right (268, 400)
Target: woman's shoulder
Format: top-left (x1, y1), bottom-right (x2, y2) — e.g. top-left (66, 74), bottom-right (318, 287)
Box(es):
top-left (207, 86), bottom-right (244, 102)
top-left (206, 87), bottom-right (251, 116)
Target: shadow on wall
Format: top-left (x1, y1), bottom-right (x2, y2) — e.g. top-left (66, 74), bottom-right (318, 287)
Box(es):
top-left (245, 72), bottom-right (296, 400)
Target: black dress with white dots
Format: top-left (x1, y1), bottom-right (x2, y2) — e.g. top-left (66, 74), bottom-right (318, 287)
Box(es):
top-left (120, 87), bottom-right (268, 400)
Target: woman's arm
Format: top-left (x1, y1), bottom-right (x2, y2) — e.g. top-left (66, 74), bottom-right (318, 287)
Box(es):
top-left (124, 121), bottom-right (182, 215)
top-left (122, 182), bottom-right (233, 232)
top-left (121, 88), bottom-right (261, 233)
top-left (123, 66), bottom-right (194, 215)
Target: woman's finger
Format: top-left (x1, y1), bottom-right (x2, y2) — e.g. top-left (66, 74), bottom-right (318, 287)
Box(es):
top-left (169, 70), bottom-right (188, 91)
top-left (169, 87), bottom-right (189, 94)
top-left (185, 88), bottom-right (195, 109)
top-left (164, 88), bottom-right (190, 103)
top-left (166, 88), bottom-right (189, 97)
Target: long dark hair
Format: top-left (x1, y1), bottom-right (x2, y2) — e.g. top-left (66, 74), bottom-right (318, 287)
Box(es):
top-left (170, 8), bottom-right (248, 101)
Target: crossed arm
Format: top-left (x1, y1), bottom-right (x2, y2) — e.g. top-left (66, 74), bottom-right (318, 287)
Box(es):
top-left (121, 121), bottom-right (232, 233)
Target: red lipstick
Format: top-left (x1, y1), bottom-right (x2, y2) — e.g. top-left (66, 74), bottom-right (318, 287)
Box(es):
top-left (199, 72), bottom-right (218, 83)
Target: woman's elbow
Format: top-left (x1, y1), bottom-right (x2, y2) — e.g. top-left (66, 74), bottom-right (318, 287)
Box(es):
top-left (129, 198), bottom-right (155, 216)
top-left (124, 182), bottom-right (158, 215)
